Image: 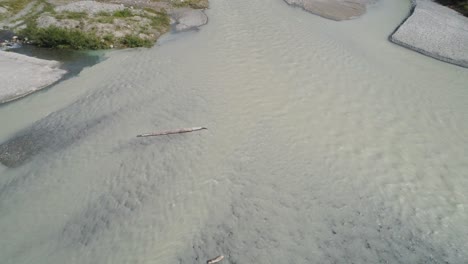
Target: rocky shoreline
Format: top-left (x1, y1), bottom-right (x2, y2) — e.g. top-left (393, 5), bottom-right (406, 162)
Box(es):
top-left (390, 0), bottom-right (468, 68)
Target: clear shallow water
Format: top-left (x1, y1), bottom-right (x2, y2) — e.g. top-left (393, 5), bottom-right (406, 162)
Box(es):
top-left (0, 0), bottom-right (467, 263)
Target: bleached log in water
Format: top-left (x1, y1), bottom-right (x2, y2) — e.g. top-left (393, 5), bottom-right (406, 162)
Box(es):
top-left (207, 255), bottom-right (224, 264)
top-left (136, 127), bottom-right (207, 137)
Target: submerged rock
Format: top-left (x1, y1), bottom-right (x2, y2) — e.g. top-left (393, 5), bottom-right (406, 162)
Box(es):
top-left (0, 51), bottom-right (67, 104)
top-left (390, 0), bottom-right (468, 68)
top-left (171, 8), bottom-right (208, 32)
top-left (283, 0), bottom-right (373, 21)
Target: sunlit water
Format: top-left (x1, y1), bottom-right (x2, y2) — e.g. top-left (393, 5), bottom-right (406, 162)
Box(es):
top-left (1, 0), bottom-right (467, 263)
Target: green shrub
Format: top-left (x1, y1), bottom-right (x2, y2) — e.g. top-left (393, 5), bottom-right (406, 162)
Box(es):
top-left (173, 0), bottom-right (209, 9)
top-left (103, 34), bottom-right (114, 43)
top-left (96, 16), bottom-right (114, 24)
top-left (97, 11), bottom-right (110, 16)
top-left (119, 35), bottom-right (153, 48)
top-left (148, 11), bottom-right (170, 30)
top-left (113, 9), bottom-right (133, 18)
top-left (20, 24), bottom-right (108, 50)
top-left (0, 0), bottom-right (33, 14)
top-left (60, 11), bottom-right (88, 20)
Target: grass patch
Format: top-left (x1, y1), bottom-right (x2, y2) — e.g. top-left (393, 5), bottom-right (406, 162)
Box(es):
top-left (42, 1), bottom-right (55, 14)
top-left (147, 11), bottom-right (170, 30)
top-left (19, 23), bottom-right (155, 49)
top-left (119, 34), bottom-right (153, 48)
top-left (112, 9), bottom-right (133, 18)
top-left (97, 11), bottom-right (109, 16)
top-left (20, 23), bottom-right (108, 49)
top-left (103, 34), bottom-right (114, 43)
top-left (0, 0), bottom-right (33, 14)
top-left (96, 16), bottom-right (114, 24)
top-left (173, 0), bottom-right (208, 9)
top-left (54, 11), bottom-right (88, 20)
top-left (144, 10), bottom-right (171, 32)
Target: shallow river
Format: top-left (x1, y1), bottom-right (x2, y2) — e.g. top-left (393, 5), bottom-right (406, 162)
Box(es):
top-left (1, 0), bottom-right (467, 263)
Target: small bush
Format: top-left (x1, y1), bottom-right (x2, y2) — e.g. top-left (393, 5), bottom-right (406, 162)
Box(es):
top-left (103, 34), bottom-right (114, 43)
top-left (65, 11), bottom-right (88, 19)
top-left (97, 11), bottom-right (110, 16)
top-left (20, 24), bottom-right (108, 50)
top-left (173, 0), bottom-right (209, 9)
top-left (119, 35), bottom-right (153, 48)
top-left (148, 11), bottom-right (170, 30)
top-left (54, 11), bottom-right (88, 20)
top-left (0, 0), bottom-right (33, 14)
top-left (113, 9), bottom-right (133, 18)
top-left (96, 16), bottom-right (114, 24)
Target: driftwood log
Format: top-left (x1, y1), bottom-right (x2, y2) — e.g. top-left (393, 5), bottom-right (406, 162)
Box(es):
top-left (207, 255), bottom-right (224, 264)
top-left (136, 127), bottom-right (207, 137)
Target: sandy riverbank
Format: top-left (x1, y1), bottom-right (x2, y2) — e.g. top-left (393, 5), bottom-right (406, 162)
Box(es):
top-left (0, 51), bottom-right (67, 104)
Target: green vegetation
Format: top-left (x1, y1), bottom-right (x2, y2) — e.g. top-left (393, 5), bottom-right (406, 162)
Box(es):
top-left (1, 0), bottom-right (55, 30)
top-left (97, 11), bottom-right (110, 16)
top-left (93, 9), bottom-right (169, 28)
top-left (112, 9), bottom-right (133, 18)
top-left (103, 34), bottom-right (114, 43)
top-left (20, 24), bottom-right (109, 49)
top-left (148, 11), bottom-right (170, 30)
top-left (435, 0), bottom-right (468, 16)
top-left (54, 11), bottom-right (88, 20)
top-left (173, 0), bottom-right (209, 9)
top-left (7, 4), bottom-right (171, 50)
top-left (41, 1), bottom-right (55, 14)
top-left (0, 0), bottom-right (33, 14)
top-left (19, 21), bottom-right (161, 49)
top-left (119, 34), bottom-right (152, 48)
top-left (95, 16), bottom-right (114, 24)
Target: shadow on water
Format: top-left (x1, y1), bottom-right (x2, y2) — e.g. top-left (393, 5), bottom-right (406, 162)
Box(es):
top-left (0, 112), bottom-right (111, 168)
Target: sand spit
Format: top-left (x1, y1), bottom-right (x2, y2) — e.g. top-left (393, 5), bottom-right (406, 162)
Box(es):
top-left (390, 0), bottom-right (468, 68)
top-left (0, 51), bottom-right (67, 104)
top-left (283, 0), bottom-right (373, 21)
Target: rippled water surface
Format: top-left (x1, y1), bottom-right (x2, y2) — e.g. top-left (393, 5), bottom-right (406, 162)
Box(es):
top-left (1, 0), bottom-right (467, 263)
